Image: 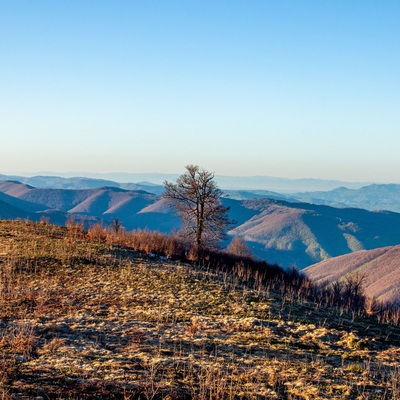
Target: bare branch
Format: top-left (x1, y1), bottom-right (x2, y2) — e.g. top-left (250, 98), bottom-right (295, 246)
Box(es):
top-left (163, 165), bottom-right (232, 256)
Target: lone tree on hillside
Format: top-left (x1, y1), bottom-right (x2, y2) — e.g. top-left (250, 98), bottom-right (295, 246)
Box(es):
top-left (163, 165), bottom-right (231, 255)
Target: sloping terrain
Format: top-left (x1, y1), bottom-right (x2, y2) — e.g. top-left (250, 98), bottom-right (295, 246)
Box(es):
top-left (0, 199), bottom-right (31, 220)
top-left (230, 199), bottom-right (400, 269)
top-left (2, 182), bottom-right (400, 269)
top-left (0, 181), bottom-right (92, 211)
top-left (68, 188), bottom-right (155, 217)
top-left (0, 181), bottom-right (159, 228)
top-left (135, 198), bottom-right (182, 232)
top-left (0, 180), bottom-right (34, 198)
top-left (1, 220), bottom-right (400, 399)
top-left (304, 245), bottom-right (400, 304)
top-left (0, 190), bottom-right (48, 214)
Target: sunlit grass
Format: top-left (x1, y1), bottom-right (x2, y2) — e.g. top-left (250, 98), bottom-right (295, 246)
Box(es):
top-left (0, 220), bottom-right (400, 398)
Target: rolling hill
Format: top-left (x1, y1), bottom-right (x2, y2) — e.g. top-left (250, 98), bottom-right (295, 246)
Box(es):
top-left (0, 189), bottom-right (47, 214)
top-left (222, 189), bottom-right (292, 201)
top-left (0, 181), bottom-right (158, 226)
top-left (229, 198), bottom-right (400, 269)
top-left (303, 245), bottom-right (400, 304)
top-left (2, 180), bottom-right (400, 269)
top-left (3, 175), bottom-right (400, 212)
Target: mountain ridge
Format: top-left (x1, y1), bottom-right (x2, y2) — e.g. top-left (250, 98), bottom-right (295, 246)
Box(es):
top-left (1, 179), bottom-right (400, 270)
top-left (0, 172), bottom-right (369, 192)
top-left (293, 183), bottom-right (400, 212)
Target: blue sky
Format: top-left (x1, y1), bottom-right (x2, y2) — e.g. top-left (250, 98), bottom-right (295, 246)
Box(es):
top-left (1, 1), bottom-right (399, 182)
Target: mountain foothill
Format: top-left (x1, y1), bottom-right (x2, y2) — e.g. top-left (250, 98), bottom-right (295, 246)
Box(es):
top-left (1, 175), bottom-right (400, 304)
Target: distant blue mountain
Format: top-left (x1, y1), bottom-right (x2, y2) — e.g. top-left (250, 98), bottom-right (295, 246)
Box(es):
top-left (0, 172), bottom-right (369, 193)
top-left (292, 184), bottom-right (400, 213)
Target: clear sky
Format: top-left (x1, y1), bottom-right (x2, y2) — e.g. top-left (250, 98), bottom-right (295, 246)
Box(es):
top-left (1, 1), bottom-right (399, 182)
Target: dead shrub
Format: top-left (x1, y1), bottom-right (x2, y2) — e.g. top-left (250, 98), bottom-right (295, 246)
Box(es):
top-left (0, 322), bottom-right (36, 360)
top-left (87, 223), bottom-right (108, 242)
top-left (66, 218), bottom-right (85, 239)
top-left (39, 216), bottom-right (50, 226)
top-left (121, 229), bottom-right (186, 259)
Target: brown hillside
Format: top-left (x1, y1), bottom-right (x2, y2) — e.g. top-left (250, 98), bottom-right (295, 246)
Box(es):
top-left (138, 198), bottom-right (172, 214)
top-left (68, 188), bottom-right (156, 216)
top-left (304, 245), bottom-right (400, 303)
top-left (0, 180), bottom-right (33, 197)
top-left (2, 220), bottom-right (400, 399)
top-left (230, 203), bottom-right (324, 268)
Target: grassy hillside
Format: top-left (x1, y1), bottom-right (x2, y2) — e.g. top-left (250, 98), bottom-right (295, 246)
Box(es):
top-left (1, 221), bottom-right (400, 399)
top-left (304, 245), bottom-right (400, 304)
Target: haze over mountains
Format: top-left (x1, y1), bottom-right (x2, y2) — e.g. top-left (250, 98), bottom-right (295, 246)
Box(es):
top-left (0, 174), bottom-right (164, 194)
top-left (2, 173), bottom-right (400, 212)
top-left (1, 172), bottom-right (368, 193)
top-left (1, 174), bottom-right (400, 273)
top-left (293, 184), bottom-right (400, 213)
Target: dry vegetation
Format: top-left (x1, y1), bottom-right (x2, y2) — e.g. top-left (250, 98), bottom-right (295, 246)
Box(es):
top-left (304, 245), bottom-right (400, 305)
top-left (1, 220), bottom-right (400, 399)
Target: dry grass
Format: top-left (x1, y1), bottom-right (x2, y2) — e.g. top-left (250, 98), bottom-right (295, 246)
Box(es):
top-left (1, 220), bottom-right (400, 399)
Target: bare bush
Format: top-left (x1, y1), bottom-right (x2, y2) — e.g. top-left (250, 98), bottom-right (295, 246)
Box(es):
top-left (316, 273), bottom-right (367, 315)
top-left (66, 218), bottom-right (85, 239)
top-left (226, 237), bottom-right (253, 258)
top-left (87, 223), bottom-right (108, 242)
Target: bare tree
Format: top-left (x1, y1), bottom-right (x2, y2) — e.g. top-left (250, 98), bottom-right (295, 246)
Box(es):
top-left (110, 218), bottom-right (123, 234)
top-left (163, 165), bottom-right (231, 255)
top-left (226, 237), bottom-right (253, 258)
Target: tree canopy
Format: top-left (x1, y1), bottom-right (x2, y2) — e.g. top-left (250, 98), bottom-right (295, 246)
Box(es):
top-left (163, 165), bottom-right (231, 254)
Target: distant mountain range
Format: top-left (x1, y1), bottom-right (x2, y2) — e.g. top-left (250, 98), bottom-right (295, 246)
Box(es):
top-left (0, 180), bottom-right (178, 232)
top-left (2, 173), bottom-right (400, 212)
top-left (223, 184), bottom-right (400, 213)
top-left (0, 172), bottom-right (368, 192)
top-left (1, 179), bottom-right (400, 271)
top-left (0, 174), bottom-right (165, 194)
top-left (291, 184), bottom-right (400, 213)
